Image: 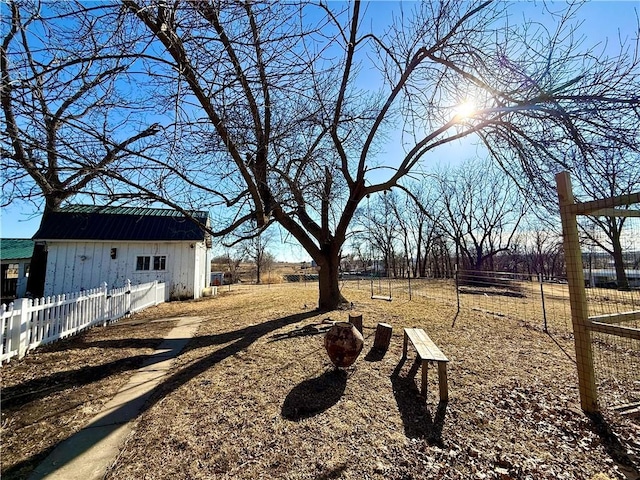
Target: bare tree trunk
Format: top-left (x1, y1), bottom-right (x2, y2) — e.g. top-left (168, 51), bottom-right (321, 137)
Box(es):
top-left (317, 246), bottom-right (346, 311)
top-left (25, 244), bottom-right (47, 298)
top-left (256, 263), bottom-right (262, 285)
top-left (611, 230), bottom-right (629, 290)
top-left (25, 199), bottom-right (62, 298)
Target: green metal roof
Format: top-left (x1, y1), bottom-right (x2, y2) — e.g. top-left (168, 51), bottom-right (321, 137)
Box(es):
top-left (33, 205), bottom-right (211, 244)
top-left (59, 205), bottom-right (208, 218)
top-left (0, 239), bottom-right (34, 261)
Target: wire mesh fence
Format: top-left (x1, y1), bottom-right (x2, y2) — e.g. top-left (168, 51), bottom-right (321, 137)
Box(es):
top-left (338, 272), bottom-right (574, 334)
top-left (591, 329), bottom-right (640, 408)
top-left (351, 270), bottom-right (637, 408)
top-left (584, 215), bottom-right (640, 409)
top-left (555, 171), bottom-right (640, 411)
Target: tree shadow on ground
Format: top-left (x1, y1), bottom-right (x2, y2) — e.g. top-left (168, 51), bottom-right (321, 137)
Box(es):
top-left (268, 322), bottom-right (332, 342)
top-left (281, 369), bottom-right (347, 421)
top-left (1, 354), bottom-right (150, 411)
top-left (58, 337), bottom-right (167, 351)
top-left (390, 357), bottom-right (447, 445)
top-left (178, 311), bottom-right (319, 355)
top-left (33, 318), bottom-right (179, 354)
top-left (3, 309), bottom-right (319, 480)
top-left (2, 445), bottom-right (59, 480)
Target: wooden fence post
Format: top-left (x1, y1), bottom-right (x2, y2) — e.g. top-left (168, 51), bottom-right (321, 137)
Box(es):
top-left (556, 171), bottom-right (598, 412)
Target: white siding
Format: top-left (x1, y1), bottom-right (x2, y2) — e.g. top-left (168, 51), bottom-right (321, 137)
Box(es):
top-left (43, 241), bottom-right (208, 300)
top-left (192, 242), bottom-right (209, 299)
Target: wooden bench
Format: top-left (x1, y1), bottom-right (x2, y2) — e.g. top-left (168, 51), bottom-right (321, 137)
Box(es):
top-left (402, 328), bottom-right (449, 402)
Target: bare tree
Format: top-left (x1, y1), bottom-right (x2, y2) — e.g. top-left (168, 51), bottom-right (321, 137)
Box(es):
top-left (570, 148), bottom-right (640, 290)
top-left (6, 1), bottom-right (636, 308)
top-left (384, 190), bottom-right (414, 279)
top-left (366, 191), bottom-right (400, 277)
top-left (431, 160), bottom-right (529, 273)
top-left (506, 219), bottom-right (565, 280)
top-left (395, 180), bottom-right (453, 278)
top-left (529, 229), bottom-right (565, 281)
top-left (211, 249), bottom-right (243, 284)
top-left (429, 233), bottom-right (455, 279)
top-left (118, 0), bottom-right (638, 309)
top-left (1, 1), bottom-right (162, 296)
top-left (396, 180), bottom-right (444, 278)
top-left (242, 230), bottom-right (274, 285)
top-left (346, 237), bottom-right (372, 275)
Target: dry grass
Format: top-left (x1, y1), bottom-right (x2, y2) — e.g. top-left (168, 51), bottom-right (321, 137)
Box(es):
top-left (2, 284), bottom-right (639, 480)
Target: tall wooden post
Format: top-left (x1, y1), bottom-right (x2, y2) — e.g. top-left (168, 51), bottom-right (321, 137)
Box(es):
top-left (555, 172), bottom-right (598, 412)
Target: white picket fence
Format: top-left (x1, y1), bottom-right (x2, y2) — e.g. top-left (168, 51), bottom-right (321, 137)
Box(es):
top-left (1, 280), bottom-right (166, 364)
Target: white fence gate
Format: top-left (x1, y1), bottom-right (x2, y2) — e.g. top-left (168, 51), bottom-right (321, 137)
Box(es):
top-left (1, 280), bottom-right (166, 364)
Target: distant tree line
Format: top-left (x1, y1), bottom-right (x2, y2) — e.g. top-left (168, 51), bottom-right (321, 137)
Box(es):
top-left (342, 160), bottom-right (568, 280)
top-left (211, 231), bottom-right (276, 285)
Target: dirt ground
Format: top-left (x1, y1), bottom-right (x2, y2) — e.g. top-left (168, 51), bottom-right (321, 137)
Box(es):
top-left (2, 283), bottom-right (639, 480)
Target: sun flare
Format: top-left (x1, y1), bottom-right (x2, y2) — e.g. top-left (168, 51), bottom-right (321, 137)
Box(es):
top-left (454, 100), bottom-right (476, 120)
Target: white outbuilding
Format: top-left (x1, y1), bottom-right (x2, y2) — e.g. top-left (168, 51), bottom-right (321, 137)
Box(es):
top-left (32, 205), bottom-right (212, 300)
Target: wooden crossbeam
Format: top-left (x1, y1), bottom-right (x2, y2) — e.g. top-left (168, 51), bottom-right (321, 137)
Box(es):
top-left (588, 208), bottom-right (640, 218)
top-left (589, 310), bottom-right (640, 325)
top-left (589, 321), bottom-right (640, 341)
top-left (562, 192), bottom-right (640, 215)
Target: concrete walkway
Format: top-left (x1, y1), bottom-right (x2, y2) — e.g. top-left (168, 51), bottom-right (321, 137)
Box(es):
top-left (29, 316), bottom-right (204, 480)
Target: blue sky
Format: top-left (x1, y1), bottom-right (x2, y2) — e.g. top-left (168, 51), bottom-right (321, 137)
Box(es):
top-left (2, 1), bottom-right (638, 261)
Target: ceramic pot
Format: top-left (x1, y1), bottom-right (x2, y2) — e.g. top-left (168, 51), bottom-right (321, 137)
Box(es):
top-left (324, 322), bottom-right (364, 368)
